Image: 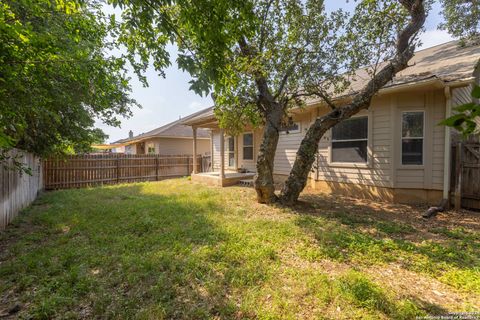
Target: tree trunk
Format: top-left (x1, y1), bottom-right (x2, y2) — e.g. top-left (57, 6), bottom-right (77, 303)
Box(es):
top-left (279, 109), bottom-right (356, 205)
top-left (279, 0), bottom-right (426, 205)
top-left (254, 105), bottom-right (283, 203)
top-left (237, 37), bottom-right (286, 203)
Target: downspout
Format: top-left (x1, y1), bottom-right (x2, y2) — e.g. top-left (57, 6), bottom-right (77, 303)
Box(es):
top-left (443, 85), bottom-right (452, 203)
top-left (423, 85), bottom-right (452, 218)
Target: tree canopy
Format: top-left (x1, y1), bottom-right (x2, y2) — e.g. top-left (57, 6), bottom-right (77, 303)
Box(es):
top-left (111, 0), bottom-right (421, 202)
top-left (439, 0), bottom-right (480, 44)
top-left (0, 0), bottom-right (137, 158)
top-left (439, 1), bottom-right (480, 136)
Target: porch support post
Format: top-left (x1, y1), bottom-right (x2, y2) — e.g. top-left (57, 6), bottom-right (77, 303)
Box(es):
top-left (220, 129), bottom-right (225, 179)
top-left (192, 126), bottom-right (198, 174)
top-left (210, 130), bottom-right (214, 172)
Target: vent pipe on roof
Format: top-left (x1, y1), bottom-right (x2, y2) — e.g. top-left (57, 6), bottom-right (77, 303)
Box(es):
top-left (129, 130), bottom-right (133, 139)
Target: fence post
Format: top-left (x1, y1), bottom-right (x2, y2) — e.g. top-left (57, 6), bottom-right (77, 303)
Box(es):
top-left (454, 142), bottom-right (463, 210)
top-left (187, 156), bottom-right (190, 175)
top-left (116, 154), bottom-right (120, 183)
top-left (155, 155), bottom-right (159, 181)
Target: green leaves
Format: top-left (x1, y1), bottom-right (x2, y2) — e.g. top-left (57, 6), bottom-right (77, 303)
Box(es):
top-left (0, 0), bottom-right (137, 157)
top-left (439, 0), bottom-right (480, 43)
top-left (472, 85), bottom-right (480, 99)
top-left (441, 85), bottom-right (480, 136)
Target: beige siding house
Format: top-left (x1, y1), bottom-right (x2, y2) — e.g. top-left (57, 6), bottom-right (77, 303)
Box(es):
top-left (117, 108), bottom-right (211, 156)
top-left (183, 41), bottom-right (480, 205)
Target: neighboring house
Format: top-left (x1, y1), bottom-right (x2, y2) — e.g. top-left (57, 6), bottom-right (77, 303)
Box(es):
top-left (90, 142), bottom-right (125, 153)
top-left (183, 40), bottom-right (480, 205)
top-left (116, 108), bottom-right (212, 155)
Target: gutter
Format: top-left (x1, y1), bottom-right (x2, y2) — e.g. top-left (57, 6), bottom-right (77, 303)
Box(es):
top-left (304, 77), bottom-right (445, 109)
top-left (443, 85), bottom-right (452, 203)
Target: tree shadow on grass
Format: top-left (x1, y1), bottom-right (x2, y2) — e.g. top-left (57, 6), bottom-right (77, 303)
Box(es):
top-left (0, 183), bottom-right (270, 319)
top-left (292, 193), bottom-right (479, 272)
top-left (288, 193), bottom-right (480, 312)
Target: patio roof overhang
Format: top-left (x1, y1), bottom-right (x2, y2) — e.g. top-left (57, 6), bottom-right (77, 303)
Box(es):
top-left (183, 118), bottom-right (219, 129)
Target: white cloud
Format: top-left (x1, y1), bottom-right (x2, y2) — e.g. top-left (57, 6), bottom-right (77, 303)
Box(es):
top-left (418, 30), bottom-right (454, 50)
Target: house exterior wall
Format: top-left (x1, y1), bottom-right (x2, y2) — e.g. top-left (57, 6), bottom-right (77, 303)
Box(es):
top-left (211, 128), bottom-right (263, 172)
top-left (274, 112), bottom-right (313, 177)
top-left (238, 128), bottom-right (263, 172)
top-left (124, 137), bottom-right (209, 155)
top-left (207, 86), bottom-right (466, 204)
top-left (125, 144), bottom-right (137, 154)
top-left (145, 137), bottom-right (210, 155)
top-left (113, 146), bottom-right (125, 153)
top-left (310, 89), bottom-right (447, 203)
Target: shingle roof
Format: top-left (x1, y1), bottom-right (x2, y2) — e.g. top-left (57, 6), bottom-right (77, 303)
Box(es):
top-left (181, 106), bottom-right (215, 126)
top-left (182, 40), bottom-right (480, 126)
top-left (342, 40), bottom-right (480, 94)
top-left (121, 107), bottom-right (212, 144)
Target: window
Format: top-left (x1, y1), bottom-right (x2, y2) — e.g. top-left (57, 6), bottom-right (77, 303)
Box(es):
top-left (147, 143), bottom-right (155, 154)
top-left (331, 116), bottom-right (368, 163)
top-left (280, 122), bottom-right (300, 134)
top-left (227, 136), bottom-right (235, 167)
top-left (243, 133), bottom-right (254, 160)
top-left (401, 111), bottom-right (424, 165)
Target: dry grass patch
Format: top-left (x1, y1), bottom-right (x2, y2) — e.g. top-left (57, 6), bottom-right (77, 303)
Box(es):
top-left (0, 179), bottom-right (478, 319)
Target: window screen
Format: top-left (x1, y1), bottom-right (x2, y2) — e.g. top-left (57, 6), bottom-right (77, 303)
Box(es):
top-left (401, 111), bottom-right (424, 165)
top-left (243, 133), bottom-right (254, 160)
top-left (331, 116), bottom-right (368, 163)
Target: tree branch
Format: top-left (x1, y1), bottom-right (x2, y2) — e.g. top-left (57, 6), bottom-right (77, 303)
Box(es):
top-left (259, 0), bottom-right (275, 52)
top-left (238, 36), bottom-right (275, 115)
top-left (279, 0), bottom-right (427, 204)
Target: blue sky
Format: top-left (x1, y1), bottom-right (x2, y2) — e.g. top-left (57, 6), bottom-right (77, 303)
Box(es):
top-left (97, 1), bottom-right (453, 142)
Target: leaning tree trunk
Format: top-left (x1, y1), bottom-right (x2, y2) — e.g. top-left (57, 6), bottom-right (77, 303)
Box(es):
top-left (279, 0), bottom-right (426, 205)
top-left (254, 105), bottom-right (283, 203)
top-left (279, 108), bottom-right (361, 205)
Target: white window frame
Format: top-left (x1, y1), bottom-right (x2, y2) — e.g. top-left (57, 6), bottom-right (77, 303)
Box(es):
top-left (279, 122), bottom-right (301, 134)
top-left (327, 113), bottom-right (372, 168)
top-left (227, 136), bottom-right (235, 168)
top-left (147, 143), bottom-right (156, 154)
top-left (400, 110), bottom-right (425, 166)
top-left (242, 132), bottom-right (254, 161)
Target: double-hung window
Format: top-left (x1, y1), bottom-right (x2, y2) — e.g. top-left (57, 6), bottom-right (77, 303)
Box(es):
top-left (227, 136), bottom-right (235, 167)
top-left (147, 143), bottom-right (156, 154)
top-left (401, 111), bottom-right (424, 165)
top-left (331, 116), bottom-right (368, 163)
top-left (243, 133), bottom-right (254, 160)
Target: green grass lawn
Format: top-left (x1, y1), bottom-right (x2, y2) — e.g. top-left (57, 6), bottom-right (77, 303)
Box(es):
top-left (1, 179), bottom-right (479, 319)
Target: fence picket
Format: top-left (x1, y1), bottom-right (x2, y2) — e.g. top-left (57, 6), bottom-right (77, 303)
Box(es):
top-left (43, 154), bottom-right (211, 190)
top-left (0, 149), bottom-right (43, 230)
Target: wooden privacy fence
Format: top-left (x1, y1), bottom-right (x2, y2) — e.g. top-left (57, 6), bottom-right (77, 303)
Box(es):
top-left (43, 154), bottom-right (211, 190)
top-left (1, 149), bottom-right (43, 230)
top-left (452, 142), bottom-right (480, 210)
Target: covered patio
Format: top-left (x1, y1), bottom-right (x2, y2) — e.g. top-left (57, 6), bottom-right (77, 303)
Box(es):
top-left (182, 107), bottom-right (256, 187)
top-left (193, 171), bottom-right (256, 187)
